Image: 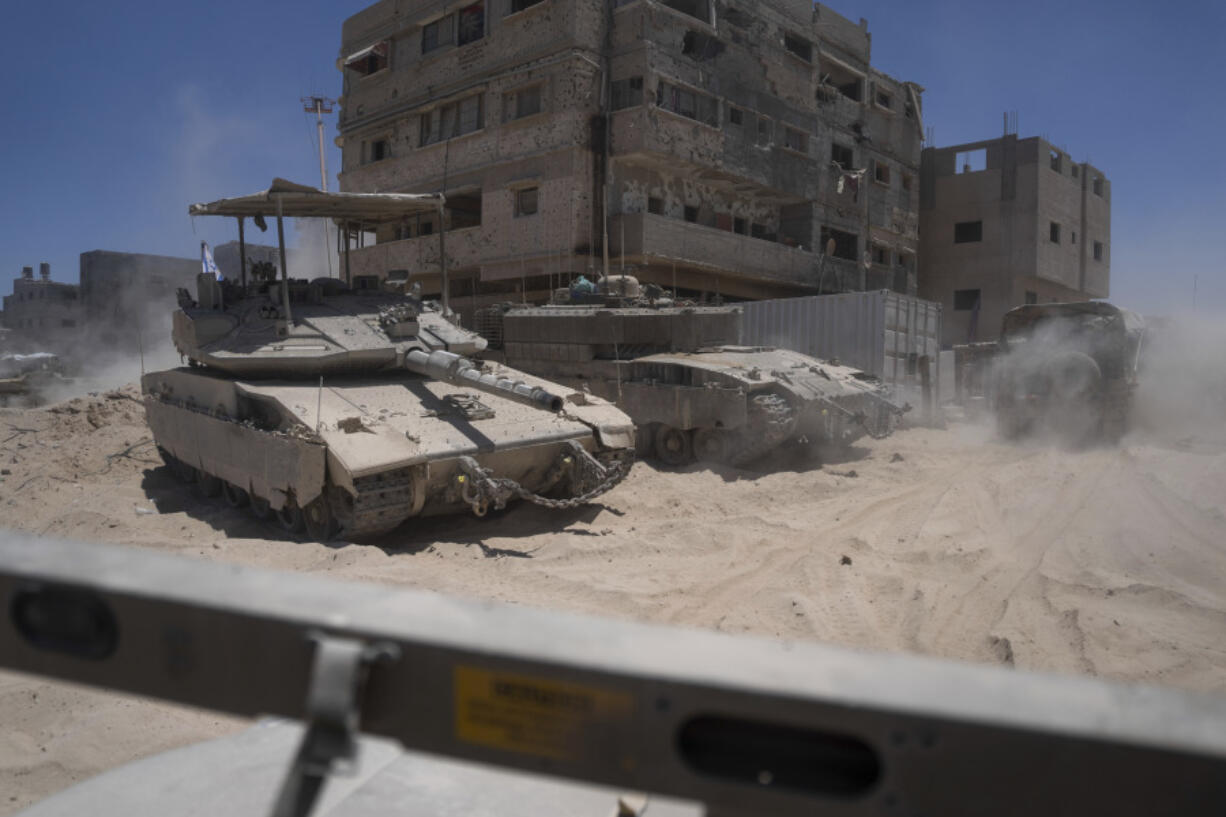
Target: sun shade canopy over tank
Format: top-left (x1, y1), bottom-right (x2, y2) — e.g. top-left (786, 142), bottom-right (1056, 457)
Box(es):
top-left (188, 178), bottom-right (444, 223)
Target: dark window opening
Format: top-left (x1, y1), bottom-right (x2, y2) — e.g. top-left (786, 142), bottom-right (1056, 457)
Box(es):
top-left (507, 0), bottom-right (544, 13)
top-left (647, 196), bottom-right (664, 215)
top-left (1093, 177), bottom-right (1104, 196)
top-left (733, 217), bottom-right (747, 235)
top-left (448, 192), bottom-right (483, 229)
top-left (656, 81), bottom-right (718, 126)
top-left (953, 289), bottom-right (981, 311)
top-left (1093, 241), bottom-right (1103, 261)
top-left (504, 85), bottom-right (542, 121)
top-left (682, 30), bottom-right (724, 60)
top-left (783, 127), bottom-right (807, 153)
top-left (784, 32), bottom-right (812, 62)
top-left (728, 106), bottom-right (743, 126)
top-left (1071, 231), bottom-right (1077, 244)
top-left (1025, 291), bottom-right (1037, 305)
top-left (683, 205), bottom-right (699, 223)
top-left (515, 187), bottom-right (538, 217)
top-left (819, 226), bottom-right (858, 260)
top-left (954, 221), bottom-right (983, 244)
top-left (872, 245), bottom-right (889, 265)
top-left (1049, 150), bottom-right (1062, 172)
top-left (820, 60), bottom-right (863, 102)
top-left (457, 3), bottom-right (485, 45)
top-left (831, 142), bottom-right (854, 169)
top-left (896, 252), bottom-right (914, 270)
top-left (345, 41), bottom-right (389, 76)
top-left (1049, 222), bottom-right (1060, 243)
top-left (370, 139), bottom-right (388, 162)
top-left (661, 0), bottom-right (709, 22)
top-left (610, 76), bottom-right (644, 110)
top-left (875, 90), bottom-right (892, 109)
top-left (956, 148), bottom-right (986, 174)
top-left (422, 14), bottom-right (456, 53)
top-left (874, 160), bottom-right (890, 185)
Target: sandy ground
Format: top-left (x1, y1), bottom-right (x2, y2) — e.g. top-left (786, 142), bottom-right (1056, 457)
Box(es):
top-left (1, 386), bottom-right (1225, 812)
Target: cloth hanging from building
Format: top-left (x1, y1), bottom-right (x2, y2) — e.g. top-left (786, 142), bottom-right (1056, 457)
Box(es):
top-left (834, 165), bottom-right (866, 202)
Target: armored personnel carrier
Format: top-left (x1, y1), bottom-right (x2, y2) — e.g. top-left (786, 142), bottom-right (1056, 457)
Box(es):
top-left (143, 180), bottom-right (635, 539)
top-left (475, 275), bottom-right (904, 466)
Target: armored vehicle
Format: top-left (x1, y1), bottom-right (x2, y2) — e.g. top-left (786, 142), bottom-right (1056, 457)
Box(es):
top-left (143, 180), bottom-right (635, 538)
top-left (476, 276), bottom-right (904, 466)
top-left (0, 351), bottom-right (70, 407)
top-left (989, 301), bottom-right (1144, 443)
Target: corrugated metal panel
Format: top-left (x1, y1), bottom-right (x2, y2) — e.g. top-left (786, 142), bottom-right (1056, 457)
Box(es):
top-left (739, 291), bottom-right (943, 399)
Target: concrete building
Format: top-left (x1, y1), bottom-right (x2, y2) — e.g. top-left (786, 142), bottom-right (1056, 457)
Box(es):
top-left (79, 251), bottom-right (201, 351)
top-left (918, 134), bottom-right (1111, 346)
top-left (1, 264), bottom-right (81, 351)
top-left (336, 0), bottom-right (924, 322)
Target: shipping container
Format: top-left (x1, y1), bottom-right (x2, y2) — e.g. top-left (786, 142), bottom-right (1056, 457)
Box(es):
top-left (739, 290), bottom-right (942, 406)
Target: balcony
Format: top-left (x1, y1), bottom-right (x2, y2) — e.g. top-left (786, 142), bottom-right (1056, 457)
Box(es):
top-left (610, 212), bottom-right (819, 288)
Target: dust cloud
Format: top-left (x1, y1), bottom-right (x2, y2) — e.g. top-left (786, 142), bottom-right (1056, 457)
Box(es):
top-left (1131, 312), bottom-right (1226, 448)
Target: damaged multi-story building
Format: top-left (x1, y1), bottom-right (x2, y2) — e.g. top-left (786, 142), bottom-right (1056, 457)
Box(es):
top-left (918, 134), bottom-right (1111, 346)
top-left (336, 0), bottom-right (924, 322)
top-left (1, 265), bottom-right (81, 352)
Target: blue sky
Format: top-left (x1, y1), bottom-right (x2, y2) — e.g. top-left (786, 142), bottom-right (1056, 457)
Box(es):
top-left (2, 0), bottom-right (1222, 315)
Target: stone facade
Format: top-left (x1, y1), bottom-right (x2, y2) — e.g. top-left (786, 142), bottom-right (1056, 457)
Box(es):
top-left (1, 265), bottom-right (81, 352)
top-left (918, 135), bottom-right (1111, 346)
top-left (336, 0), bottom-right (923, 323)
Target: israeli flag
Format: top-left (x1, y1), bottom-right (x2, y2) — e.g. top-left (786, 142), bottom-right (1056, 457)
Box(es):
top-left (201, 241), bottom-right (222, 280)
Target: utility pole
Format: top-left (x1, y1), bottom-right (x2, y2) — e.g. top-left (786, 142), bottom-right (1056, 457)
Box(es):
top-left (301, 96), bottom-right (336, 191)
top-left (301, 95), bottom-right (337, 278)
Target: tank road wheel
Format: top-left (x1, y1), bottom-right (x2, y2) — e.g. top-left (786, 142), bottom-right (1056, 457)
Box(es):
top-left (302, 496), bottom-right (339, 542)
top-left (195, 469), bottom-right (222, 498)
top-left (221, 481), bottom-right (249, 508)
top-left (277, 501), bottom-right (305, 534)
top-left (249, 496), bottom-right (272, 520)
top-left (654, 424), bottom-right (693, 466)
top-left (692, 428), bottom-right (729, 463)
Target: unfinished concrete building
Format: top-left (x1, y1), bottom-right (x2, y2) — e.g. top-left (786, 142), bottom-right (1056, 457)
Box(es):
top-left (918, 134), bottom-right (1111, 346)
top-left (336, 0), bottom-right (924, 322)
top-left (1, 265), bottom-right (81, 351)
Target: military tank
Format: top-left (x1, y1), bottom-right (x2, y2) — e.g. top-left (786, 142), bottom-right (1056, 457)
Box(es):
top-left (475, 275), bottom-right (905, 467)
top-left (143, 180), bottom-right (635, 539)
top-left (0, 351), bottom-right (71, 407)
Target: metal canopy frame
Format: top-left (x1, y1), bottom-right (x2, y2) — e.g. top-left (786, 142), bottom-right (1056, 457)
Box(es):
top-left (2, 535), bottom-right (1226, 816)
top-left (188, 179), bottom-right (450, 311)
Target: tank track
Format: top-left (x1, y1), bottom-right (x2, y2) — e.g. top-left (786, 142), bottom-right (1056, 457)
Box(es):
top-left (727, 393), bottom-right (798, 466)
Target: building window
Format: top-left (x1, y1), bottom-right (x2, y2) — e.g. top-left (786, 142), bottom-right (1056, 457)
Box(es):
top-left (956, 148), bottom-right (986, 174)
top-left (756, 115), bottom-right (771, 146)
top-left (874, 159), bottom-right (890, 185)
top-left (896, 251), bottom-right (914, 270)
top-left (872, 244), bottom-right (889, 265)
top-left (610, 76), bottom-right (643, 110)
top-left (457, 3), bottom-right (485, 45)
top-left (733, 217), bottom-right (746, 234)
top-left (683, 205), bottom-right (698, 223)
top-left (515, 187), bottom-right (538, 217)
top-left (875, 89), bottom-right (892, 110)
top-left (1071, 231), bottom-right (1077, 244)
top-left (1049, 222), bottom-right (1060, 243)
top-left (953, 289), bottom-right (981, 311)
top-left (507, 0), bottom-right (543, 13)
top-left (1049, 150), bottom-right (1062, 173)
top-left (831, 142), bottom-right (854, 169)
top-left (344, 41), bottom-right (389, 76)
top-left (1025, 291), bottom-right (1038, 305)
top-left (783, 32), bottom-right (812, 62)
top-left (368, 138), bottom-right (389, 163)
top-left (954, 220), bottom-right (983, 243)
top-left (1093, 241), bottom-right (1104, 261)
top-left (819, 227), bottom-right (857, 260)
top-left (819, 58), bottom-right (863, 102)
top-left (1072, 165), bottom-right (1080, 178)
top-left (447, 192), bottom-right (483, 229)
top-left (656, 81), bottom-right (718, 126)
top-left (783, 126), bottom-right (807, 153)
top-left (1093, 177), bottom-right (1104, 196)
top-left (901, 172), bottom-right (913, 192)
top-left (422, 14), bottom-right (456, 53)
top-left (682, 29), bottom-right (723, 61)
top-left (503, 85), bottom-right (542, 122)
top-left (728, 106), bottom-right (743, 126)
top-left (647, 196), bottom-right (663, 215)
top-left (420, 94), bottom-right (484, 145)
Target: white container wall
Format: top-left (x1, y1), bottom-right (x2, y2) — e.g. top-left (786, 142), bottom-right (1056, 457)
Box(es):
top-left (739, 290), bottom-right (942, 403)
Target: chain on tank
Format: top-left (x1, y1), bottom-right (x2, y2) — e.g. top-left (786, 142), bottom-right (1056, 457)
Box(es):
top-left (456, 442), bottom-right (634, 516)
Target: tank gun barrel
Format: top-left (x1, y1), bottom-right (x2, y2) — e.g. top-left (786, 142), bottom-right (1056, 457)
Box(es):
top-left (405, 349), bottom-right (564, 412)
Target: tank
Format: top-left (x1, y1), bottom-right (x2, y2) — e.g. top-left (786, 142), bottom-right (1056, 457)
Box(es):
top-left (0, 351), bottom-right (71, 407)
top-left (475, 276), bottom-right (906, 467)
top-left (142, 180), bottom-right (635, 538)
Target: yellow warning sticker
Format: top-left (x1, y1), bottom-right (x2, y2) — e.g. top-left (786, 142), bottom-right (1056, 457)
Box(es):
top-left (454, 666), bottom-right (635, 760)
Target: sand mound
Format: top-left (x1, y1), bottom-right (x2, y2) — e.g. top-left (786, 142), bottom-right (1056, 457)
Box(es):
top-left (2, 387), bottom-right (1225, 812)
